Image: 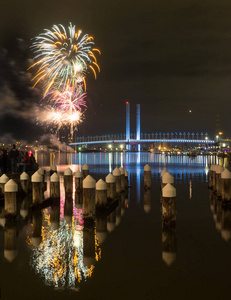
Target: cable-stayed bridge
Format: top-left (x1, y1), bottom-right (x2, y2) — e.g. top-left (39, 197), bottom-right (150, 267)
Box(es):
top-left (70, 131), bottom-right (214, 148)
top-left (70, 103), bottom-right (214, 150)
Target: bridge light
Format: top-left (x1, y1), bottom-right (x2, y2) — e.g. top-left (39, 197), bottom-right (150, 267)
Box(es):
top-left (120, 144), bottom-right (124, 150)
top-left (108, 144), bottom-right (112, 149)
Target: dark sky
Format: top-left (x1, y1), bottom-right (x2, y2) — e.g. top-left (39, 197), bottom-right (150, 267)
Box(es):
top-left (1, 0), bottom-right (231, 142)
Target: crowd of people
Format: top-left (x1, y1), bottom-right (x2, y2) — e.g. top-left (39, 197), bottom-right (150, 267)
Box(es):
top-left (0, 144), bottom-right (38, 175)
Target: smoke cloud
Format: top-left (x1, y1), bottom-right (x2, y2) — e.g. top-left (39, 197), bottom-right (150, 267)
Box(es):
top-left (39, 134), bottom-right (74, 152)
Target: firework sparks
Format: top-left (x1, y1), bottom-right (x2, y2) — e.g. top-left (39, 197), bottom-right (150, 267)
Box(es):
top-left (48, 84), bottom-right (87, 113)
top-left (37, 106), bottom-right (83, 134)
top-left (29, 23), bottom-right (100, 92)
top-left (40, 83), bottom-right (86, 135)
top-left (29, 23), bottom-right (100, 138)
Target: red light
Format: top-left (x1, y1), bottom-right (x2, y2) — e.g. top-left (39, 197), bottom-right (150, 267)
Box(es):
top-left (29, 151), bottom-right (32, 157)
top-left (126, 101), bottom-right (129, 104)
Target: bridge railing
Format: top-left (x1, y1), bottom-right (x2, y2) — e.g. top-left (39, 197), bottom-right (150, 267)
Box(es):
top-left (75, 132), bottom-right (209, 143)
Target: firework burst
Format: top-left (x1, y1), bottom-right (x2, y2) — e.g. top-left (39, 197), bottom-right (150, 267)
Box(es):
top-left (29, 23), bottom-right (100, 138)
top-left (29, 23), bottom-right (100, 94)
top-left (36, 106), bottom-right (83, 135)
top-left (48, 84), bottom-right (87, 113)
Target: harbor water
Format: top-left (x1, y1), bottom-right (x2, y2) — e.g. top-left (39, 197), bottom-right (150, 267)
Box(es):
top-left (0, 152), bottom-right (230, 300)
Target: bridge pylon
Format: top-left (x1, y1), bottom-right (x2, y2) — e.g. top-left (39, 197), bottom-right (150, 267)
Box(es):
top-left (136, 104), bottom-right (141, 152)
top-left (126, 101), bottom-right (131, 150)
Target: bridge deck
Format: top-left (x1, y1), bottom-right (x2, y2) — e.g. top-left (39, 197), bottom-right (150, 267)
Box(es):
top-left (70, 139), bottom-right (214, 146)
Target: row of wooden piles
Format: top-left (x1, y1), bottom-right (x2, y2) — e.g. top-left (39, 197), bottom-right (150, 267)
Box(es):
top-left (0, 164), bottom-right (130, 263)
top-left (0, 163), bottom-right (129, 219)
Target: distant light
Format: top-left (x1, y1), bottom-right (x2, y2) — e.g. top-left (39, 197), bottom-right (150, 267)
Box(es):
top-left (126, 101), bottom-right (129, 104)
top-left (219, 132), bottom-right (223, 135)
top-left (189, 110), bottom-right (192, 113)
top-left (120, 144), bottom-right (124, 149)
top-left (108, 144), bottom-right (112, 149)
top-left (222, 143), bottom-right (226, 147)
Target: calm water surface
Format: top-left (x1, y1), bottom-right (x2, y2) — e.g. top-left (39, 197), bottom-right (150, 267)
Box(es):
top-left (0, 153), bottom-right (230, 300)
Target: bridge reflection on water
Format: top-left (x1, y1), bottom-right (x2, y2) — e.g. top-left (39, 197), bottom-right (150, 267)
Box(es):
top-left (35, 152), bottom-right (228, 202)
top-left (36, 151), bottom-right (226, 177)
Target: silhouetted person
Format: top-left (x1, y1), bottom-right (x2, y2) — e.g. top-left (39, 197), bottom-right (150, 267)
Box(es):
top-left (0, 150), bottom-right (3, 175)
top-left (2, 149), bottom-right (8, 174)
top-left (9, 144), bottom-right (19, 173)
top-left (30, 153), bottom-right (37, 171)
top-left (24, 152), bottom-right (30, 171)
top-left (18, 151), bottom-right (26, 172)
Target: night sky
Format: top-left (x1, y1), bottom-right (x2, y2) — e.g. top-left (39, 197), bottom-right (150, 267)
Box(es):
top-left (1, 0), bottom-right (231, 142)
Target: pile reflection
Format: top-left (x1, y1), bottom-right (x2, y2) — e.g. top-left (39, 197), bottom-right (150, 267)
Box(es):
top-left (210, 189), bottom-right (231, 241)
